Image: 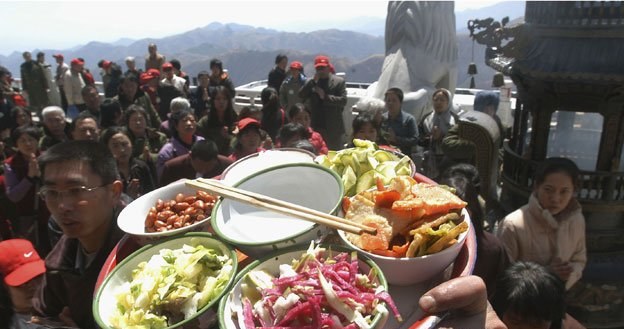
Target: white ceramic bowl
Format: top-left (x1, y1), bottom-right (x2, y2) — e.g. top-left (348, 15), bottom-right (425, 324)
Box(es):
top-left (211, 163), bottom-right (343, 259)
top-left (221, 148), bottom-right (316, 186)
top-left (338, 209), bottom-right (472, 286)
top-left (218, 245), bottom-right (389, 329)
top-left (117, 179), bottom-right (212, 245)
top-left (93, 233), bottom-right (238, 329)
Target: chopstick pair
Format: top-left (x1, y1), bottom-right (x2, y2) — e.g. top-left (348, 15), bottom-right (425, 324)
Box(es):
top-left (185, 178), bottom-right (377, 236)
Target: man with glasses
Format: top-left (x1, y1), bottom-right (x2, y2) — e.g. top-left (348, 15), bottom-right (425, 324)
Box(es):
top-left (298, 55), bottom-right (347, 150)
top-left (31, 140), bottom-right (123, 328)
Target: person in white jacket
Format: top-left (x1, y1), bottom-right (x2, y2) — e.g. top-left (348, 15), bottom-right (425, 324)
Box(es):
top-left (62, 59), bottom-right (86, 119)
top-left (497, 157), bottom-right (586, 290)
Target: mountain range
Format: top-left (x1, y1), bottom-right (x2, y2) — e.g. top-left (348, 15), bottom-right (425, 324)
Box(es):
top-left (0, 2), bottom-right (525, 90)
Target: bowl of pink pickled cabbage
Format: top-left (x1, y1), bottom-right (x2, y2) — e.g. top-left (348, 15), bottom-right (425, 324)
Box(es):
top-left (218, 242), bottom-right (401, 329)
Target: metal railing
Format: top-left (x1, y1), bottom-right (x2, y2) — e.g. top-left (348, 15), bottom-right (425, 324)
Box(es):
top-left (502, 144), bottom-right (624, 205)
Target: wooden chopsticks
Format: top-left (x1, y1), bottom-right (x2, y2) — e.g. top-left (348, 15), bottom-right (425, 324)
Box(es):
top-left (185, 179), bottom-right (377, 236)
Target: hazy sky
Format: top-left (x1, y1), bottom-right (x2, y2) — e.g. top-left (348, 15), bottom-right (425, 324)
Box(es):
top-left (1, 0), bottom-right (501, 56)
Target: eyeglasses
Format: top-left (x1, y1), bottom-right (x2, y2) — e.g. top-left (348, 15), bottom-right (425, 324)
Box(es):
top-left (39, 184), bottom-right (109, 203)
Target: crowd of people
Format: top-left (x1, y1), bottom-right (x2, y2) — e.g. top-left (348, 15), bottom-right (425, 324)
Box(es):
top-left (0, 44), bottom-right (589, 329)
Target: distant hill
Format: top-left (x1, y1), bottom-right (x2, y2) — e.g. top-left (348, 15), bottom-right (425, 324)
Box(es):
top-left (0, 2), bottom-right (524, 90)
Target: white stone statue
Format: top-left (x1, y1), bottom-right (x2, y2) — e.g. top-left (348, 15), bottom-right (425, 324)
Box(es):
top-left (368, 1), bottom-right (458, 122)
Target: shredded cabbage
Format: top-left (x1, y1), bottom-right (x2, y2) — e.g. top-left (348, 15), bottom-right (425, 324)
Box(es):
top-left (237, 242), bottom-right (401, 328)
top-left (109, 244), bottom-right (233, 328)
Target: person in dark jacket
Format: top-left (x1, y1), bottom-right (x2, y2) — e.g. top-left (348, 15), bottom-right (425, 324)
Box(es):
top-left (298, 55), bottom-right (347, 150)
top-left (379, 87), bottom-right (419, 156)
top-left (38, 106), bottom-right (70, 152)
top-left (260, 87), bottom-right (286, 142)
top-left (102, 127), bottom-right (155, 199)
top-left (159, 139), bottom-right (233, 187)
top-left (3, 126), bottom-right (50, 255)
top-left (196, 86), bottom-right (237, 156)
top-left (208, 58), bottom-right (236, 99)
top-left (191, 70), bottom-right (211, 118)
top-left (268, 53), bottom-right (288, 92)
top-left (442, 90), bottom-right (504, 166)
top-left (103, 61), bottom-right (123, 99)
top-left (114, 73), bottom-right (161, 129)
top-left (20, 52), bottom-right (49, 113)
top-left (31, 141), bottom-right (124, 328)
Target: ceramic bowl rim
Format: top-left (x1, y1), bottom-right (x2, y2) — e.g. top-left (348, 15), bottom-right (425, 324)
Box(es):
top-left (211, 163), bottom-right (344, 246)
top-left (337, 208), bottom-right (471, 262)
top-left (93, 232), bottom-right (238, 329)
top-left (217, 243), bottom-right (388, 328)
top-left (220, 148), bottom-right (316, 183)
top-left (116, 180), bottom-right (212, 238)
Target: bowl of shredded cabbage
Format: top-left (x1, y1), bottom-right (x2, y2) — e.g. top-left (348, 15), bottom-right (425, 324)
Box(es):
top-left (218, 241), bottom-right (402, 329)
top-left (93, 232), bottom-right (237, 329)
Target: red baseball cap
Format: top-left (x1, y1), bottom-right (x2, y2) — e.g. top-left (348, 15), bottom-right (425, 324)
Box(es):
top-left (139, 73), bottom-right (152, 85)
top-left (102, 60), bottom-right (112, 69)
top-left (237, 117), bottom-right (261, 132)
top-left (52, 54), bottom-right (64, 59)
top-left (0, 239), bottom-right (45, 287)
top-left (146, 69), bottom-right (161, 78)
top-left (290, 61), bottom-right (303, 70)
top-left (162, 62), bottom-right (173, 70)
top-left (314, 55), bottom-right (330, 68)
top-left (70, 58), bottom-right (84, 66)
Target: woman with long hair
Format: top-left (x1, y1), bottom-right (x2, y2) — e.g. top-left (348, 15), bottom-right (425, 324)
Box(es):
top-left (197, 86), bottom-right (237, 155)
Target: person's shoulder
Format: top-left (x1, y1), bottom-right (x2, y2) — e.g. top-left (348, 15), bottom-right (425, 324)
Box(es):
top-left (218, 154), bottom-right (234, 166)
top-left (44, 235), bottom-right (78, 270)
top-left (164, 153), bottom-right (191, 167)
top-left (148, 127), bottom-right (167, 138)
top-left (501, 205), bottom-right (528, 226)
top-left (130, 157), bottom-right (150, 168)
top-left (158, 141), bottom-right (174, 153)
top-left (401, 110), bottom-right (417, 120)
top-left (420, 110), bottom-right (434, 122)
top-left (331, 74), bottom-right (346, 83)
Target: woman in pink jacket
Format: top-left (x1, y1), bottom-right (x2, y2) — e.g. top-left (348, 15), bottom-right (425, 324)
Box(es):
top-left (497, 157), bottom-right (586, 290)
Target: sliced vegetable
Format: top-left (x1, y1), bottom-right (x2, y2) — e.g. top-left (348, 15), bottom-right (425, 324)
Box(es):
top-left (316, 139), bottom-right (412, 197)
top-left (236, 242), bottom-right (401, 328)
